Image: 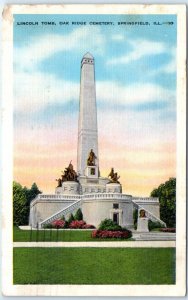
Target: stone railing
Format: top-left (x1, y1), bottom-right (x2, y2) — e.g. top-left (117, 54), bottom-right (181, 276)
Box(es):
top-left (38, 194), bottom-right (80, 200)
top-left (30, 194), bottom-right (81, 207)
top-left (133, 197), bottom-right (159, 202)
top-left (31, 193), bottom-right (132, 208)
top-left (39, 199), bottom-right (83, 228)
top-left (132, 201), bottom-right (166, 227)
top-left (83, 193), bottom-right (132, 201)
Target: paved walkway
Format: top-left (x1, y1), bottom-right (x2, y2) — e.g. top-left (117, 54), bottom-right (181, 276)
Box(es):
top-left (13, 241), bottom-right (175, 248)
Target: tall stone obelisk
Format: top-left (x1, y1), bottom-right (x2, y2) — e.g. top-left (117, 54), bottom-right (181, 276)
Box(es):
top-left (77, 53), bottom-right (99, 176)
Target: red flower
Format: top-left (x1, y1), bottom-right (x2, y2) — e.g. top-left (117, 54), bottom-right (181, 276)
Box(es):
top-left (69, 220), bottom-right (86, 229)
top-left (82, 224), bottom-right (95, 229)
top-left (91, 229), bottom-right (131, 239)
top-left (52, 219), bottom-right (65, 228)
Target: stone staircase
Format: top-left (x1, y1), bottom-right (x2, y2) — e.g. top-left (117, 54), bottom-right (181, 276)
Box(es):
top-left (39, 199), bottom-right (82, 228)
top-left (132, 200), bottom-right (166, 227)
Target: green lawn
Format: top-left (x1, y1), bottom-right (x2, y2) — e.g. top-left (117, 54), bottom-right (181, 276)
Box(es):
top-left (13, 226), bottom-right (133, 242)
top-left (13, 247), bottom-right (175, 284)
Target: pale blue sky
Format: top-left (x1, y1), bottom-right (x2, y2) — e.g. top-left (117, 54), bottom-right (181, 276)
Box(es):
top-left (14, 14), bottom-right (177, 124)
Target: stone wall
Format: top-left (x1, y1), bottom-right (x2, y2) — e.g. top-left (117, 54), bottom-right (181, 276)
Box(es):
top-left (29, 200), bottom-right (75, 228)
top-left (82, 199), bottom-right (134, 228)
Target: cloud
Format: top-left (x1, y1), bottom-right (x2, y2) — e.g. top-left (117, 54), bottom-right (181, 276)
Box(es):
top-left (14, 26), bottom-right (105, 71)
top-left (107, 39), bottom-right (167, 65)
top-left (14, 71), bottom-right (79, 113)
top-left (96, 81), bottom-right (175, 107)
top-left (111, 34), bottom-right (124, 41)
top-left (150, 47), bottom-right (176, 76)
top-left (14, 69), bottom-right (175, 115)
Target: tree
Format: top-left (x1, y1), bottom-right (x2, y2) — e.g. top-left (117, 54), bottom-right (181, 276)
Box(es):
top-left (13, 182), bottom-right (42, 226)
top-left (67, 213), bottom-right (74, 224)
top-left (23, 182), bottom-right (42, 206)
top-left (13, 181), bottom-right (28, 225)
top-left (150, 178), bottom-right (176, 227)
top-left (74, 208), bottom-right (83, 220)
top-left (22, 182), bottom-right (42, 224)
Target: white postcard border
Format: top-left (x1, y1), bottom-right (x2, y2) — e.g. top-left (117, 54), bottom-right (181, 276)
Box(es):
top-left (2, 4), bottom-right (186, 296)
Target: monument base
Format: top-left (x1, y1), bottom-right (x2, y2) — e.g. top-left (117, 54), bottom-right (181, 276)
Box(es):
top-left (85, 165), bottom-right (99, 178)
top-left (137, 217), bottom-right (149, 232)
top-left (106, 183), bottom-right (122, 193)
top-left (55, 181), bottom-right (80, 195)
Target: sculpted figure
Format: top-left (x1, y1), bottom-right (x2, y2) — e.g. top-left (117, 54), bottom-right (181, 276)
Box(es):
top-left (108, 168), bottom-right (120, 184)
top-left (108, 168), bottom-right (114, 179)
top-left (87, 149), bottom-right (97, 166)
top-left (140, 209), bottom-right (146, 218)
top-left (56, 178), bottom-right (62, 187)
top-left (61, 161), bottom-right (78, 182)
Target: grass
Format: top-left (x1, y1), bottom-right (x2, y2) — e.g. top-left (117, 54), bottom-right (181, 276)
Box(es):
top-left (13, 226), bottom-right (133, 242)
top-left (13, 247), bottom-right (175, 284)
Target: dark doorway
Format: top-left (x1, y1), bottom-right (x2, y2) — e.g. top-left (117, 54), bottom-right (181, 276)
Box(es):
top-left (113, 213), bottom-right (119, 224)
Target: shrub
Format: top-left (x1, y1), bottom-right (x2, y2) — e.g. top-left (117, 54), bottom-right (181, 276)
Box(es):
top-left (43, 223), bottom-right (53, 229)
top-left (148, 220), bottom-right (164, 231)
top-left (160, 228), bottom-right (176, 233)
top-left (92, 229), bottom-right (132, 239)
top-left (67, 213), bottom-right (74, 224)
top-left (52, 219), bottom-right (66, 229)
top-left (74, 208), bottom-right (83, 221)
top-left (98, 218), bottom-right (122, 231)
top-left (69, 220), bottom-right (86, 229)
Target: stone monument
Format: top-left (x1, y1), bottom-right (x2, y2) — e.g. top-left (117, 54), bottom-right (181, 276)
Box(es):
top-left (29, 53), bottom-right (165, 230)
top-left (137, 209), bottom-right (149, 232)
top-left (77, 53), bottom-right (99, 176)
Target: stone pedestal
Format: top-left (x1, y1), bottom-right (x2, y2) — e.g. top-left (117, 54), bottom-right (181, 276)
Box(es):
top-left (56, 181), bottom-right (80, 195)
top-left (137, 217), bottom-right (149, 232)
top-left (106, 183), bottom-right (122, 193)
top-left (85, 166), bottom-right (99, 178)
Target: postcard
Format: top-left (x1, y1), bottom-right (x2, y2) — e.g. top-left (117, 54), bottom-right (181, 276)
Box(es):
top-left (1, 4), bottom-right (186, 296)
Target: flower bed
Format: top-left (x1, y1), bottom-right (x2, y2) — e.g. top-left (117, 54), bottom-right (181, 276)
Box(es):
top-left (43, 219), bottom-right (95, 229)
top-left (69, 220), bottom-right (95, 229)
top-left (91, 229), bottom-right (132, 239)
top-left (52, 219), bottom-right (66, 228)
top-left (160, 228), bottom-right (176, 233)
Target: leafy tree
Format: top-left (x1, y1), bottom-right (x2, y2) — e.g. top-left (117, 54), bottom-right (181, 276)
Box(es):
top-left (13, 181), bottom-right (42, 225)
top-left (13, 182), bottom-right (28, 225)
top-left (150, 178), bottom-right (176, 227)
top-left (23, 182), bottom-right (42, 224)
top-left (23, 182), bottom-right (42, 206)
top-left (74, 208), bottom-right (83, 220)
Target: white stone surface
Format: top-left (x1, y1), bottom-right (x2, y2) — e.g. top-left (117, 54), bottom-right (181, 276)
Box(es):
top-left (106, 183), bottom-right (122, 193)
top-left (137, 217), bottom-right (149, 232)
top-left (133, 198), bottom-right (160, 218)
top-left (61, 181), bottom-right (80, 195)
top-left (82, 198), bottom-right (134, 228)
top-left (77, 53), bottom-right (99, 175)
top-left (85, 166), bottom-right (99, 178)
top-left (29, 200), bottom-right (75, 228)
